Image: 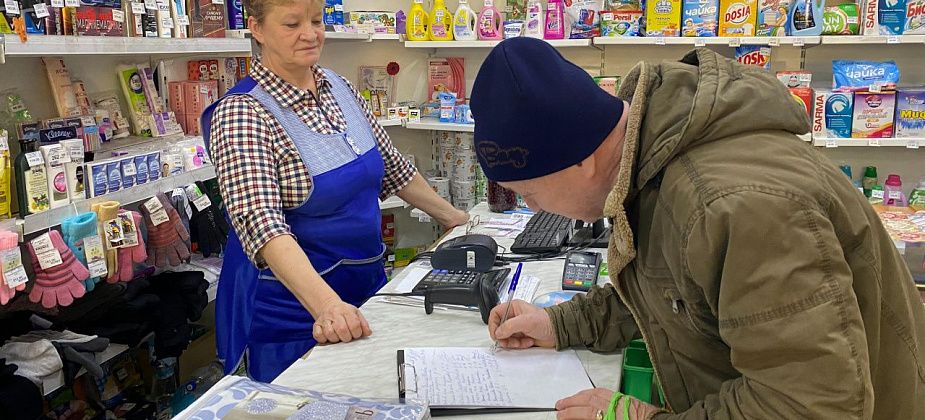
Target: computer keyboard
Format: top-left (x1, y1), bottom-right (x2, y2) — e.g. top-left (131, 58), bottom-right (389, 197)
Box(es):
top-left (510, 211), bottom-right (573, 254)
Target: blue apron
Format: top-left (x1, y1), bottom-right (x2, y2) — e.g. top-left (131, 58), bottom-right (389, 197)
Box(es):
top-left (201, 70), bottom-right (388, 382)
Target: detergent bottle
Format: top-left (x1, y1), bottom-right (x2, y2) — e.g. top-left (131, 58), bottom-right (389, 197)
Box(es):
top-left (407, 0), bottom-right (429, 41)
top-left (453, 0), bottom-right (478, 40)
top-left (789, 0), bottom-right (824, 36)
top-left (478, 0), bottom-right (504, 40)
top-left (884, 174), bottom-right (909, 207)
top-left (910, 177), bottom-right (925, 207)
top-left (524, 0), bottom-right (545, 38)
top-left (544, 0), bottom-right (565, 39)
top-left (428, 0), bottom-right (454, 41)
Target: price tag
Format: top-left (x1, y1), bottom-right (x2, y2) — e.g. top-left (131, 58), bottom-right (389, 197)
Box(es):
top-left (655, 37), bottom-right (666, 45)
top-left (186, 184), bottom-right (212, 211)
top-left (83, 235), bottom-right (108, 278)
top-left (176, 15), bottom-right (189, 25)
top-left (50, 0), bottom-right (63, 7)
top-left (868, 138), bottom-right (881, 147)
top-left (0, 247), bottom-right (28, 289)
top-left (34, 3), bottom-right (49, 18)
top-left (825, 139), bottom-right (838, 148)
top-left (3, 0), bottom-right (19, 16)
top-left (25, 151), bottom-right (43, 168)
top-left (872, 189), bottom-right (885, 199)
top-left (102, 218), bottom-right (125, 248)
top-left (161, 16), bottom-right (173, 28)
top-left (793, 37), bottom-right (805, 47)
top-left (694, 39), bottom-right (706, 47)
top-left (150, 208), bottom-right (170, 226)
top-left (117, 213), bottom-right (139, 248)
top-left (887, 35), bottom-right (900, 44)
top-left (131, 2), bottom-right (145, 14)
top-left (144, 196), bottom-right (163, 213)
top-left (906, 139), bottom-right (920, 149)
top-left (728, 38), bottom-right (741, 47)
top-left (768, 37), bottom-right (781, 47)
top-left (112, 9), bottom-right (124, 22)
top-left (144, 0), bottom-right (156, 9)
top-left (64, 0), bottom-right (77, 6)
top-left (31, 232), bottom-right (54, 255)
top-left (211, 0), bottom-right (223, 4)
top-left (37, 249), bottom-right (63, 270)
top-left (889, 190), bottom-right (901, 200)
top-left (199, 85), bottom-right (209, 94)
top-left (156, 1), bottom-right (167, 11)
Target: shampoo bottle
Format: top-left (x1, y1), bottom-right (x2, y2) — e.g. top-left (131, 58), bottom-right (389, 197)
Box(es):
top-left (407, 0), bottom-right (429, 41)
top-left (428, 0), bottom-right (454, 40)
top-left (454, 0), bottom-right (478, 40)
top-left (40, 144), bottom-right (70, 209)
top-left (789, 0), bottom-right (824, 36)
top-left (544, 0), bottom-right (565, 39)
top-left (525, 0), bottom-right (545, 38)
top-left (15, 137), bottom-right (49, 216)
top-left (884, 174), bottom-right (908, 207)
top-left (478, 0), bottom-right (504, 40)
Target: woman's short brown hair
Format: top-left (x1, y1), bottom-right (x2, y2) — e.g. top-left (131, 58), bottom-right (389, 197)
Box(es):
top-left (243, 0), bottom-right (323, 23)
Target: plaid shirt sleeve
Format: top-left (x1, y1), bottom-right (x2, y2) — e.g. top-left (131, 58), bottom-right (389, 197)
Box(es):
top-left (338, 74), bottom-right (417, 200)
top-left (209, 95), bottom-right (293, 268)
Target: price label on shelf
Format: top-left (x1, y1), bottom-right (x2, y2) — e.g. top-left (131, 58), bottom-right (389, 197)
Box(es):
top-left (655, 37), bottom-right (666, 45)
top-left (161, 16), bottom-right (173, 28)
top-left (211, 0), bottom-right (223, 4)
top-left (112, 9), bottom-right (124, 22)
top-left (825, 139), bottom-right (838, 148)
top-left (3, 0), bottom-right (20, 16)
top-left (176, 15), bottom-right (189, 25)
top-left (64, 0), bottom-right (78, 6)
top-left (131, 2), bottom-right (146, 14)
top-left (144, 0), bottom-right (156, 9)
top-left (872, 189), bottom-right (885, 199)
top-left (768, 38), bottom-right (781, 47)
top-left (728, 38), bottom-right (741, 47)
top-left (868, 138), bottom-right (881, 147)
top-left (694, 39), bottom-right (706, 47)
top-left (25, 151), bottom-right (44, 168)
top-left (869, 83), bottom-right (883, 93)
top-left (793, 37), bottom-right (805, 47)
top-left (887, 36), bottom-right (900, 44)
top-left (906, 139), bottom-right (920, 149)
top-left (34, 3), bottom-right (49, 18)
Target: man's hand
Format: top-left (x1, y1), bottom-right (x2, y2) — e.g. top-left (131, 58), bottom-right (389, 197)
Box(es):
top-left (556, 388), bottom-right (662, 420)
top-left (488, 300), bottom-right (556, 349)
top-left (312, 298), bottom-right (372, 344)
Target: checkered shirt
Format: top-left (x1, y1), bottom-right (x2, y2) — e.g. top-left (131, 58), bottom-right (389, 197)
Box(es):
top-left (209, 60), bottom-right (416, 268)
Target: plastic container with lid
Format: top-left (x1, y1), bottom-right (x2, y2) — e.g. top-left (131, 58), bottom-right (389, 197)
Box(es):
top-left (884, 174), bottom-right (908, 207)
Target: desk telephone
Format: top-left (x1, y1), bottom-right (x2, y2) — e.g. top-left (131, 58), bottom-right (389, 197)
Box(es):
top-left (413, 268), bottom-right (511, 324)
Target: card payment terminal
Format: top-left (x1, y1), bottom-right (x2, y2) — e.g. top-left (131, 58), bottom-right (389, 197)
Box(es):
top-left (561, 251), bottom-right (603, 292)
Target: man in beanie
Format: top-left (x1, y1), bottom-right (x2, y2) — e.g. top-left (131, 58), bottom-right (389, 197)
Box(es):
top-left (474, 38), bottom-right (925, 420)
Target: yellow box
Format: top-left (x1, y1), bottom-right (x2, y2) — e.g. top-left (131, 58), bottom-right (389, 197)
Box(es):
top-left (719, 0), bottom-right (758, 36)
top-left (646, 0), bottom-right (683, 36)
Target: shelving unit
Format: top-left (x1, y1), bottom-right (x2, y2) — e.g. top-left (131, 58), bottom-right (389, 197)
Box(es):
top-left (814, 138), bottom-right (923, 148)
top-left (404, 38), bottom-right (591, 48)
top-left (377, 119), bottom-right (403, 127)
top-left (0, 34), bottom-right (252, 60)
top-left (380, 196), bottom-right (408, 210)
top-left (594, 36), bottom-right (820, 46)
top-left (225, 30), bottom-right (401, 42)
top-left (405, 118), bottom-right (474, 132)
top-left (91, 133), bottom-right (197, 157)
top-left (820, 35), bottom-right (925, 45)
top-left (42, 343), bottom-right (130, 396)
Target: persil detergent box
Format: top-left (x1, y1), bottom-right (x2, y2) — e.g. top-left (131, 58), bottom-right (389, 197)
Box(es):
top-left (879, 0), bottom-right (907, 34)
top-left (756, 0), bottom-right (790, 36)
top-left (720, 0), bottom-right (758, 35)
top-left (813, 90), bottom-right (854, 139)
top-left (682, 0), bottom-right (720, 36)
top-left (895, 89), bottom-right (925, 138)
top-left (906, 0), bottom-right (925, 33)
top-left (852, 92), bottom-right (896, 138)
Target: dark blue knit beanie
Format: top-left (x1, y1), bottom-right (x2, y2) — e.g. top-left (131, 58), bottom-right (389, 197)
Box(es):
top-left (470, 37), bottom-right (625, 182)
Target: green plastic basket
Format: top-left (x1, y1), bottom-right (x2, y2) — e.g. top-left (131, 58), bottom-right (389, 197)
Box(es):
top-left (621, 339), bottom-right (654, 403)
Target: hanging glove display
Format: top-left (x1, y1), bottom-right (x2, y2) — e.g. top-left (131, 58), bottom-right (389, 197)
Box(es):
top-left (188, 182), bottom-right (229, 258)
top-left (140, 192), bottom-right (190, 267)
top-left (27, 230), bottom-right (90, 309)
top-left (91, 201), bottom-right (121, 281)
top-left (112, 210), bottom-right (147, 283)
top-left (0, 231), bottom-right (24, 305)
top-left (169, 188), bottom-right (192, 248)
top-left (61, 212), bottom-right (103, 292)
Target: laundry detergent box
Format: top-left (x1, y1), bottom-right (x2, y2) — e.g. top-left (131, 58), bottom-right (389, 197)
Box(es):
top-left (601, 10), bottom-right (644, 36)
top-left (813, 89), bottom-right (854, 138)
top-left (682, 0), bottom-right (720, 36)
top-left (756, 0), bottom-right (790, 36)
top-left (895, 89), bottom-right (925, 138)
top-left (906, 0), bottom-right (925, 33)
top-left (646, 0), bottom-right (683, 36)
top-left (861, 0), bottom-right (880, 34)
top-left (720, 0), bottom-right (758, 35)
top-left (852, 91), bottom-right (896, 138)
top-left (879, 0), bottom-right (907, 34)
top-left (735, 45), bottom-right (771, 70)
top-left (823, 3), bottom-right (860, 34)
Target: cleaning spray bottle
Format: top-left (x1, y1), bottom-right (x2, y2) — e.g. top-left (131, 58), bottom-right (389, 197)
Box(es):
top-left (453, 0), bottom-right (478, 40)
top-left (544, 0), bottom-right (565, 39)
top-left (524, 0), bottom-right (545, 38)
top-left (478, 0), bottom-right (504, 40)
top-left (884, 174), bottom-right (908, 207)
top-left (789, 0), bottom-right (824, 36)
top-left (428, 0), bottom-right (454, 41)
top-left (407, 0), bottom-right (429, 41)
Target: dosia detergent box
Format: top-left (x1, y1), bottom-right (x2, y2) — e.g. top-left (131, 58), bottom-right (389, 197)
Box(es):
top-left (906, 0), bottom-right (925, 33)
top-left (720, 0), bottom-right (758, 35)
top-left (682, 0), bottom-right (720, 36)
top-left (895, 89), bottom-right (925, 137)
top-left (646, 0), bottom-right (683, 36)
top-left (812, 90), bottom-right (854, 139)
top-left (852, 92), bottom-right (896, 138)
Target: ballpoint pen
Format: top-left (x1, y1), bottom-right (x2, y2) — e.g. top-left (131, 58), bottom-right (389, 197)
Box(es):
top-left (492, 262), bottom-right (523, 352)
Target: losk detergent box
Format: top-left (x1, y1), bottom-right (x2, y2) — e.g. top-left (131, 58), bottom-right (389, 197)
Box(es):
top-left (720, 0), bottom-right (758, 35)
top-left (812, 89), bottom-right (854, 139)
top-left (906, 0), bottom-right (925, 33)
top-left (756, 0), bottom-right (791, 36)
top-left (895, 89), bottom-right (925, 138)
top-left (735, 45), bottom-right (771, 70)
top-left (852, 91), bottom-right (896, 138)
top-left (879, 0), bottom-right (907, 34)
top-left (682, 0), bottom-right (720, 36)
top-left (646, 0), bottom-right (683, 36)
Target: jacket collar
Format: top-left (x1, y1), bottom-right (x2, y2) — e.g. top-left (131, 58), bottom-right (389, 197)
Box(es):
top-left (251, 58), bottom-right (331, 109)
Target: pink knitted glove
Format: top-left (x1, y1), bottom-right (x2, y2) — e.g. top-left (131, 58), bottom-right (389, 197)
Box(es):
top-left (112, 211), bottom-right (147, 283)
top-left (28, 230), bottom-right (89, 309)
top-left (0, 231), bottom-right (23, 305)
top-left (141, 192), bottom-right (190, 267)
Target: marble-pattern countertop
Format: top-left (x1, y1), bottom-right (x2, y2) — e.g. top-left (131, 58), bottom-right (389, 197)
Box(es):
top-left (272, 203), bottom-right (624, 419)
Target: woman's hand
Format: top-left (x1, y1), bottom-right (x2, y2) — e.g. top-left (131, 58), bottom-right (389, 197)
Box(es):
top-left (439, 209), bottom-right (470, 230)
top-left (312, 298), bottom-right (372, 344)
top-left (555, 388), bottom-right (662, 420)
top-left (488, 300), bottom-right (557, 349)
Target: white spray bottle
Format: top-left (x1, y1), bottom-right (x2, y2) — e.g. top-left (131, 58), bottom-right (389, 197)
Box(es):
top-left (524, 0), bottom-right (545, 38)
top-left (453, 0), bottom-right (478, 41)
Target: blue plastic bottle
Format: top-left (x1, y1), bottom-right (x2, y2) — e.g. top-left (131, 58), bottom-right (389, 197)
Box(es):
top-left (789, 0), bottom-right (824, 35)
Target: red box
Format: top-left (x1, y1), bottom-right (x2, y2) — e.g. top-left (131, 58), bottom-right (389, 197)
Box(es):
top-left (184, 113), bottom-right (202, 136)
top-left (789, 88), bottom-right (813, 117)
top-left (168, 82), bottom-right (186, 115)
top-left (189, 0), bottom-right (226, 38)
top-left (187, 61), bottom-right (201, 81)
top-left (182, 80), bottom-right (219, 117)
top-left (74, 6), bottom-right (98, 36)
top-left (96, 7), bottom-right (124, 36)
top-left (381, 214), bottom-right (395, 245)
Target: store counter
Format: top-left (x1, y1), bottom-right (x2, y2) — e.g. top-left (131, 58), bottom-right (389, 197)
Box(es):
top-left (271, 203), bottom-right (623, 419)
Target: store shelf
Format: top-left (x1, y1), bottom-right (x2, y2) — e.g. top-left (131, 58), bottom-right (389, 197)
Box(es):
top-left (404, 39), bottom-right (591, 48)
top-left (821, 35), bottom-right (925, 45)
top-left (21, 166), bottom-right (217, 235)
top-left (380, 196), bottom-right (407, 210)
top-left (225, 30), bottom-right (400, 41)
top-left (43, 343), bottom-right (130, 396)
top-left (377, 119), bottom-right (403, 127)
top-left (593, 36), bottom-right (820, 46)
top-left (813, 137), bottom-right (923, 147)
top-left (1, 35), bottom-right (253, 58)
top-left (92, 133), bottom-right (196, 157)
top-left (405, 118), bottom-right (474, 132)
top-left (371, 33), bottom-right (402, 40)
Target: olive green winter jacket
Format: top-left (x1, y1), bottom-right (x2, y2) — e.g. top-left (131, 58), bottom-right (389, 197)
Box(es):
top-left (547, 48), bottom-right (925, 419)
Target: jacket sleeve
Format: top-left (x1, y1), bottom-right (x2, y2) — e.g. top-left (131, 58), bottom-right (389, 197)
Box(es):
top-left (654, 190), bottom-right (873, 420)
top-left (546, 284), bottom-right (639, 352)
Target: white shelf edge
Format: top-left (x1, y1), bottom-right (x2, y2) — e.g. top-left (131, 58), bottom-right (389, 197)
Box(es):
top-left (3, 35), bottom-right (253, 57)
top-left (370, 33), bottom-right (402, 40)
top-left (812, 137), bottom-right (924, 147)
top-left (92, 133), bottom-right (197, 157)
top-left (405, 119), bottom-right (474, 132)
top-left (821, 35), bottom-right (925, 44)
top-left (43, 343), bottom-right (130, 396)
top-left (22, 166), bottom-right (217, 235)
top-left (379, 196), bottom-right (408, 210)
top-left (593, 36), bottom-right (820, 46)
top-left (404, 38), bottom-right (590, 48)
top-left (377, 119), bottom-right (403, 127)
